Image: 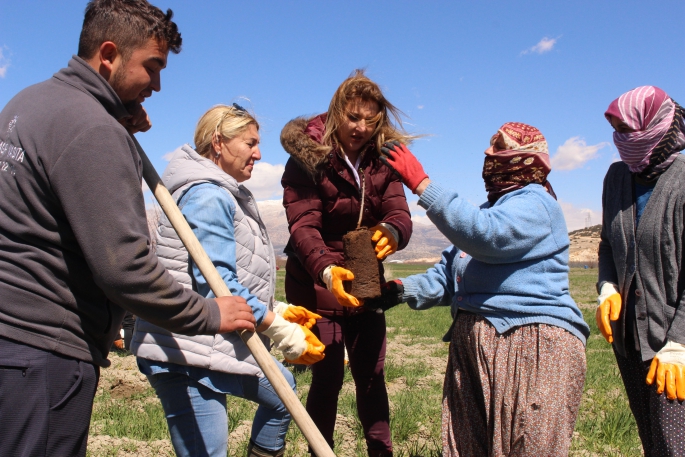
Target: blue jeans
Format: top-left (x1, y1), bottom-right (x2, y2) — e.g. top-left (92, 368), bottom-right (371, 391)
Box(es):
top-left (146, 361), bottom-right (294, 457)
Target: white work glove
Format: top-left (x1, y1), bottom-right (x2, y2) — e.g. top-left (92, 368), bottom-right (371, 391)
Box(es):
top-left (596, 282), bottom-right (622, 344)
top-left (261, 314), bottom-right (324, 365)
top-left (646, 340), bottom-right (685, 401)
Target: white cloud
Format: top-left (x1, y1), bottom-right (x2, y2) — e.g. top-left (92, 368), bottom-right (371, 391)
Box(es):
top-left (551, 137), bottom-right (609, 171)
top-left (411, 214), bottom-right (433, 226)
top-left (407, 200), bottom-right (434, 225)
top-left (558, 200), bottom-right (602, 232)
top-left (162, 151), bottom-right (175, 161)
top-left (243, 162), bottom-right (285, 200)
top-left (521, 36), bottom-right (559, 55)
top-left (417, 105), bottom-right (424, 110)
top-left (0, 47), bottom-right (10, 78)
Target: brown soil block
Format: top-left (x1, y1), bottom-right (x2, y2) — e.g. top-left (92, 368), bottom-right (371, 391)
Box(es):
top-left (342, 229), bottom-right (381, 300)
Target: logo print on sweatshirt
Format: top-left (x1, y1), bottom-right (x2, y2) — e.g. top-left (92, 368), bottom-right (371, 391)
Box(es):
top-left (0, 117), bottom-right (24, 177)
top-left (7, 116), bottom-right (17, 134)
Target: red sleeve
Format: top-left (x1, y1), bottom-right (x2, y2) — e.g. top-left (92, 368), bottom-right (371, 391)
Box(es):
top-left (281, 158), bottom-right (343, 280)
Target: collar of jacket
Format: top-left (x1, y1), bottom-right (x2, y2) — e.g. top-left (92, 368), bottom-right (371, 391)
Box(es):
top-left (52, 56), bottom-right (130, 122)
top-left (280, 113), bottom-right (376, 183)
top-left (162, 144), bottom-right (262, 222)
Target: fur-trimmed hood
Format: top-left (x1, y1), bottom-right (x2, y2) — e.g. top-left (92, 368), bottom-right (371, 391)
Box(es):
top-left (280, 114), bottom-right (332, 179)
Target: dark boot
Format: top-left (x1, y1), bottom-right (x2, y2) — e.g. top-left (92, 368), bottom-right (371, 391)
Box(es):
top-left (368, 449), bottom-right (393, 457)
top-left (247, 441), bottom-right (285, 457)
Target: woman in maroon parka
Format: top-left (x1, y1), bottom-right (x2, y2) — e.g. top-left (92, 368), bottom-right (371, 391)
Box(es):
top-left (280, 70), bottom-right (414, 457)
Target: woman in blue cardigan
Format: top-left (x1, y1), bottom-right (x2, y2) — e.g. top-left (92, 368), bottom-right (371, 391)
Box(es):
top-left (370, 123), bottom-right (590, 457)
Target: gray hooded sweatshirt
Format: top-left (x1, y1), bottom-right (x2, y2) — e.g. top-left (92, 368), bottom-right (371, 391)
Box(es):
top-left (0, 57), bottom-right (220, 367)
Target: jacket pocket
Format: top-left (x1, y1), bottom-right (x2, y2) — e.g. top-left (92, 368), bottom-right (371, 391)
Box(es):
top-left (50, 360), bottom-right (84, 410)
top-left (0, 358), bottom-right (30, 370)
top-left (0, 358), bottom-right (30, 379)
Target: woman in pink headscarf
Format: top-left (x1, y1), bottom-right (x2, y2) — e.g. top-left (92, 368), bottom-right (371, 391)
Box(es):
top-left (598, 86), bottom-right (685, 456)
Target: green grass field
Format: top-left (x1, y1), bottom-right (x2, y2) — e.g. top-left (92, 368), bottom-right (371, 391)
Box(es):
top-left (88, 266), bottom-right (642, 456)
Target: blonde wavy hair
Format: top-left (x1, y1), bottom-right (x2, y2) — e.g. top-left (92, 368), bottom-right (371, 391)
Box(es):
top-left (323, 70), bottom-right (415, 153)
top-left (194, 104), bottom-right (259, 158)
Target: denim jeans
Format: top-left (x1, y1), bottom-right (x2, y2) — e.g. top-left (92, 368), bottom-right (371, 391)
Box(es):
top-left (146, 360), bottom-right (294, 457)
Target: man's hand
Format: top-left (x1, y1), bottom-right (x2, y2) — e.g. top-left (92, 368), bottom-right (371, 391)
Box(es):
top-left (595, 282), bottom-right (621, 343)
top-left (379, 141), bottom-right (429, 193)
top-left (215, 296), bottom-right (256, 333)
top-left (321, 265), bottom-right (362, 308)
top-left (119, 104), bottom-right (152, 134)
top-left (370, 224), bottom-right (398, 260)
top-left (646, 340), bottom-right (685, 401)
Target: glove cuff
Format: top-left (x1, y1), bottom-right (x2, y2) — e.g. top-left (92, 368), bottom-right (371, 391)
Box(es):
top-left (597, 282), bottom-right (619, 305)
top-left (662, 340), bottom-right (685, 352)
top-left (273, 301), bottom-right (289, 316)
top-left (379, 222), bottom-right (399, 245)
top-left (261, 314), bottom-right (306, 360)
top-left (321, 265), bottom-right (334, 290)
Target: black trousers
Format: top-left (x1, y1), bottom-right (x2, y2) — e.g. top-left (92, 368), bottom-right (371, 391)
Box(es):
top-left (0, 336), bottom-right (99, 457)
top-left (615, 342), bottom-right (685, 457)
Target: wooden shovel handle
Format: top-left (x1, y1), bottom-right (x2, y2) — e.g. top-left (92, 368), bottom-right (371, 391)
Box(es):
top-left (134, 136), bottom-right (335, 457)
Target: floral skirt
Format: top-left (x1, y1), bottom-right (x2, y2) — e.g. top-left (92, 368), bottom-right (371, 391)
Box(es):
top-left (442, 312), bottom-right (586, 457)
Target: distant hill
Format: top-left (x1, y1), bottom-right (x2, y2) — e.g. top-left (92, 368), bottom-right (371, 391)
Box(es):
top-left (569, 224), bottom-right (602, 238)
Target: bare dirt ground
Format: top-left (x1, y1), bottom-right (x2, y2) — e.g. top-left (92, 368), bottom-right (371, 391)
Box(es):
top-left (569, 235), bottom-right (600, 263)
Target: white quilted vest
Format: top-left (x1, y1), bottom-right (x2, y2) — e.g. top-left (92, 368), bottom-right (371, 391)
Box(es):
top-left (131, 145), bottom-right (276, 377)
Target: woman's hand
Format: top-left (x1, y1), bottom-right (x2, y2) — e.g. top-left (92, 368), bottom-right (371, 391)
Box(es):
top-left (363, 280), bottom-right (404, 313)
top-left (261, 314), bottom-right (325, 365)
top-left (321, 265), bottom-right (362, 308)
top-left (379, 141), bottom-right (429, 193)
top-left (369, 224), bottom-right (398, 260)
top-left (595, 282), bottom-right (621, 343)
top-left (646, 340), bottom-right (685, 401)
top-left (273, 301), bottom-right (321, 329)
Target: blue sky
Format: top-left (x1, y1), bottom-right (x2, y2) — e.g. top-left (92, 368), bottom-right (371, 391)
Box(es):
top-left (2, 0), bottom-right (684, 230)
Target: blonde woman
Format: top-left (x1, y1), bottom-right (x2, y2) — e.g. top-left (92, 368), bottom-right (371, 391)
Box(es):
top-left (280, 71), bottom-right (414, 457)
top-left (132, 104), bottom-right (324, 457)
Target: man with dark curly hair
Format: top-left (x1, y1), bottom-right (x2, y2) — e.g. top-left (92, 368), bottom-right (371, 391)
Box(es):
top-left (0, 1), bottom-right (255, 455)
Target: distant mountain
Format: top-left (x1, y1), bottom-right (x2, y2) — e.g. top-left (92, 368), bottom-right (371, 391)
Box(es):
top-left (256, 200), bottom-right (450, 263)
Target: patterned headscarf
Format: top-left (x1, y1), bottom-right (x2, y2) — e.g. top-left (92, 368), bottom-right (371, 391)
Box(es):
top-left (605, 86), bottom-right (685, 180)
top-left (482, 122), bottom-right (556, 204)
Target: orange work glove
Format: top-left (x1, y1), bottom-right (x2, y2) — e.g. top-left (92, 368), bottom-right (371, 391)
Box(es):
top-left (369, 223), bottom-right (399, 260)
top-left (273, 301), bottom-right (321, 329)
top-left (321, 265), bottom-right (361, 308)
top-left (646, 341), bottom-right (685, 401)
top-left (287, 326), bottom-right (325, 365)
top-left (595, 282), bottom-right (622, 343)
